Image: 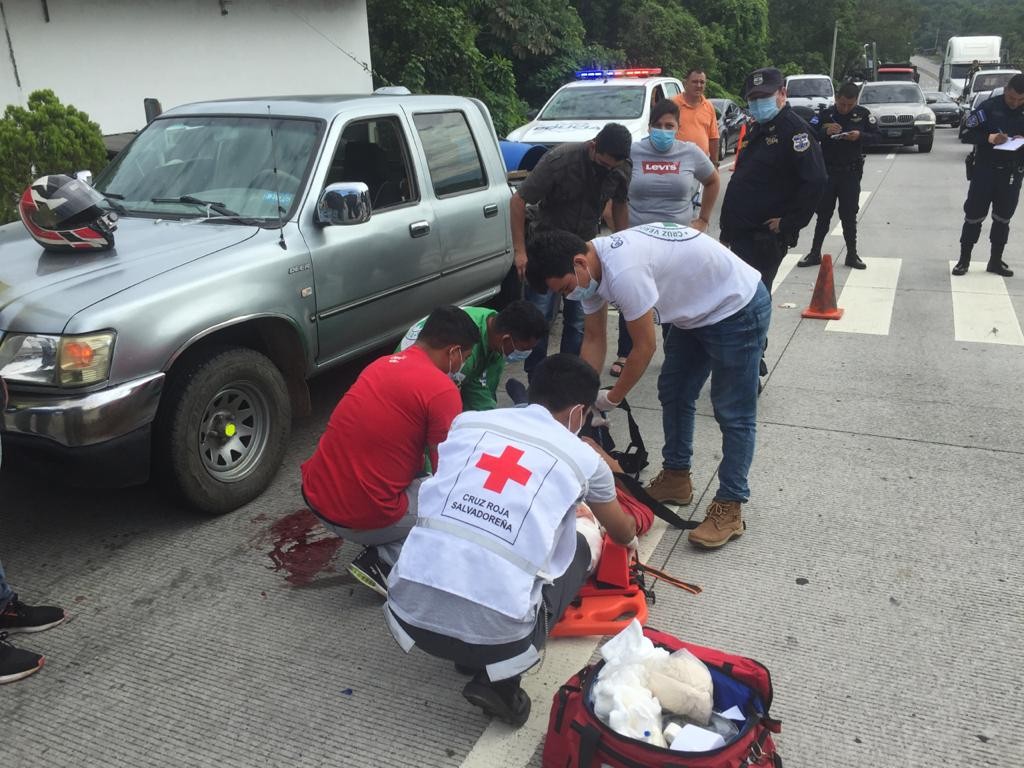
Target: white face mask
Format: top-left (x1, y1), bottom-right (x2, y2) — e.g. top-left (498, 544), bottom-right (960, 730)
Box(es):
top-left (448, 347), bottom-right (466, 384)
top-left (568, 404), bottom-right (586, 436)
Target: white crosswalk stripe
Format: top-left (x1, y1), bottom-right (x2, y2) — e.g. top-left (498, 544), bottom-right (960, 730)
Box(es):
top-left (948, 262), bottom-right (1024, 346)
top-left (773, 252), bottom-right (802, 287)
top-left (826, 258), bottom-right (902, 335)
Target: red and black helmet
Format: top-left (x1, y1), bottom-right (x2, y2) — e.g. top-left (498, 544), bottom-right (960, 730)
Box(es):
top-left (18, 174), bottom-right (117, 252)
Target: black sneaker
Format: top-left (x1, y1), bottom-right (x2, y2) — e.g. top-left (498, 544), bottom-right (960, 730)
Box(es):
top-left (0, 632), bottom-right (44, 684)
top-left (797, 252), bottom-right (821, 268)
top-left (347, 547), bottom-right (391, 598)
top-left (462, 673), bottom-right (531, 727)
top-left (0, 597), bottom-right (65, 634)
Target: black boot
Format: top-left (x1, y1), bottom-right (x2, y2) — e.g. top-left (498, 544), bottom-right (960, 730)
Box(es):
top-left (797, 251), bottom-right (821, 268)
top-left (463, 673), bottom-right (531, 727)
top-left (845, 253), bottom-right (866, 269)
top-left (987, 244), bottom-right (1013, 276)
top-left (952, 246), bottom-right (971, 276)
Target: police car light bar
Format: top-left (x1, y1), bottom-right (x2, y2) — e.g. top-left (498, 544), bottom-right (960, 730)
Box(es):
top-left (575, 67), bottom-right (663, 80)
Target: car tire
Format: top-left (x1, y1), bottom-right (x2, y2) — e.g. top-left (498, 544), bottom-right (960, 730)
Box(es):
top-left (719, 131), bottom-right (727, 161)
top-left (157, 346), bottom-right (292, 515)
top-left (917, 136), bottom-right (934, 153)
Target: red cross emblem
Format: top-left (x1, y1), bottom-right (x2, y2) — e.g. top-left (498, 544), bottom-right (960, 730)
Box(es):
top-left (476, 446), bottom-right (532, 493)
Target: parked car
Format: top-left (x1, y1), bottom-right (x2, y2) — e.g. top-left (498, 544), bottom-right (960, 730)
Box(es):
top-left (960, 69), bottom-right (1020, 106)
top-left (709, 98), bottom-right (751, 160)
top-left (857, 81), bottom-right (935, 152)
top-left (785, 74), bottom-right (835, 112)
top-left (959, 87), bottom-right (1002, 143)
top-left (0, 93), bottom-right (513, 514)
top-left (506, 68), bottom-right (684, 147)
top-left (925, 91), bottom-right (960, 126)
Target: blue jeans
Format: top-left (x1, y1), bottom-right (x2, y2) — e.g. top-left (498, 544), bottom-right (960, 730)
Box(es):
top-left (0, 558), bottom-right (14, 612)
top-left (523, 287), bottom-right (584, 377)
top-left (658, 283), bottom-right (772, 502)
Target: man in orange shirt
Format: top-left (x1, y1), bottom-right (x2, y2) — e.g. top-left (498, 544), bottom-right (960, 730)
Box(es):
top-left (672, 68), bottom-right (720, 166)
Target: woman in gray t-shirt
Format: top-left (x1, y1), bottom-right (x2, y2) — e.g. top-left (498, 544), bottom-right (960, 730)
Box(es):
top-left (610, 100), bottom-right (720, 375)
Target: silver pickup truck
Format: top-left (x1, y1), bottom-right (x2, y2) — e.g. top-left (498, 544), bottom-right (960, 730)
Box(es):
top-left (0, 94), bottom-right (513, 513)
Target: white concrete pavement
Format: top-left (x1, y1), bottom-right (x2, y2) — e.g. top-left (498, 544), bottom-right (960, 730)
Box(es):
top-left (2, 122), bottom-right (1023, 767)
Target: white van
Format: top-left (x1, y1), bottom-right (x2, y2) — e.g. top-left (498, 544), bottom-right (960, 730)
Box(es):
top-left (785, 75), bottom-right (835, 112)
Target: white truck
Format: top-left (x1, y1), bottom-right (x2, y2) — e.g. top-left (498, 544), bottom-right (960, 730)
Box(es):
top-left (940, 36), bottom-right (1002, 100)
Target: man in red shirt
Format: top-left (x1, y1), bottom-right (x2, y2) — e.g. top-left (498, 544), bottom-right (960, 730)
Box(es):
top-left (301, 306), bottom-right (481, 596)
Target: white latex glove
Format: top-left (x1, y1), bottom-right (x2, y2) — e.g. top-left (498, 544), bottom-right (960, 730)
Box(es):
top-left (594, 390), bottom-right (621, 414)
top-left (590, 410), bottom-right (611, 428)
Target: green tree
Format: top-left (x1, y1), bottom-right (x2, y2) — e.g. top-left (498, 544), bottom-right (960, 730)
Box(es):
top-left (366, 0), bottom-right (525, 135)
top-left (0, 89), bottom-right (107, 224)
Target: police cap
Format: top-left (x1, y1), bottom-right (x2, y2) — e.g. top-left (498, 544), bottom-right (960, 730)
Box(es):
top-left (744, 68), bottom-right (784, 100)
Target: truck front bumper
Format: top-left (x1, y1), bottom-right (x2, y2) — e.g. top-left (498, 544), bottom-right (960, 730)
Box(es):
top-left (0, 373), bottom-right (164, 485)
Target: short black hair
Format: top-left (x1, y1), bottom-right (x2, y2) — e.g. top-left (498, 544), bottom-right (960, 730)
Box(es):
top-left (525, 230), bottom-right (588, 294)
top-left (650, 99), bottom-right (680, 125)
top-left (1008, 74), bottom-right (1024, 94)
top-left (685, 67), bottom-right (707, 79)
top-left (494, 300), bottom-right (548, 342)
top-left (528, 354), bottom-right (599, 413)
top-left (594, 123), bottom-right (632, 159)
top-left (417, 305), bottom-right (481, 349)
top-left (837, 81), bottom-right (860, 100)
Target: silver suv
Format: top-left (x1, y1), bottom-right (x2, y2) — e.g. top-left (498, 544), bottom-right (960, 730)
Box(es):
top-left (0, 94), bottom-right (512, 513)
top-left (858, 81), bottom-right (936, 153)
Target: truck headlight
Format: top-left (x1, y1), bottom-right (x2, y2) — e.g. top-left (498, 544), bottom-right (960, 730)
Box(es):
top-left (0, 331), bottom-right (115, 387)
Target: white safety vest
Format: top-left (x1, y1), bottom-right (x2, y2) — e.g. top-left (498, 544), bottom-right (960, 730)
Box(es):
top-left (394, 405), bottom-right (599, 623)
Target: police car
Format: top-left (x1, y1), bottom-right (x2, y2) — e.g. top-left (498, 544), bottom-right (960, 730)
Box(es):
top-left (505, 68), bottom-right (685, 147)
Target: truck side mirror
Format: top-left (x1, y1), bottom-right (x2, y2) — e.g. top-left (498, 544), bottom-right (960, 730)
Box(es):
top-left (316, 182), bottom-right (371, 227)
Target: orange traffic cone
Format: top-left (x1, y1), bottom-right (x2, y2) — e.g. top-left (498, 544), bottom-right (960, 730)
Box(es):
top-left (731, 122), bottom-right (747, 171)
top-left (801, 253), bottom-right (844, 320)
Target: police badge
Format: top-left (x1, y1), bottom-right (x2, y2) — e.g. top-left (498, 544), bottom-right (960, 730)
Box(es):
top-left (792, 132), bottom-right (811, 152)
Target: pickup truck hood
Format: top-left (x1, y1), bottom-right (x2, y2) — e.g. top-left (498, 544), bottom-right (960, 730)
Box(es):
top-left (0, 217), bottom-right (257, 333)
top-left (508, 119), bottom-right (644, 145)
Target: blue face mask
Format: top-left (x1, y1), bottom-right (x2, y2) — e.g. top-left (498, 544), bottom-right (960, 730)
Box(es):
top-left (748, 96), bottom-right (781, 123)
top-left (566, 264), bottom-right (599, 302)
top-left (505, 349), bottom-right (531, 363)
top-left (648, 128), bottom-right (675, 152)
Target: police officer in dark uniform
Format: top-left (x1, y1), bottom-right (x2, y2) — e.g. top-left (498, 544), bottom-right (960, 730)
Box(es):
top-left (954, 74), bottom-right (1024, 277)
top-left (720, 67), bottom-right (827, 293)
top-left (798, 81), bottom-right (880, 270)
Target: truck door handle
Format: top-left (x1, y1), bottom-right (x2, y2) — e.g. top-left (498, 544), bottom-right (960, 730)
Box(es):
top-left (409, 221), bottom-right (431, 238)
top-left (483, 203), bottom-right (498, 218)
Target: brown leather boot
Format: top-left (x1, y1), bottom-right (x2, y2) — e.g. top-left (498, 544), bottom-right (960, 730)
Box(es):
top-left (688, 499), bottom-right (745, 549)
top-left (644, 468), bottom-right (693, 505)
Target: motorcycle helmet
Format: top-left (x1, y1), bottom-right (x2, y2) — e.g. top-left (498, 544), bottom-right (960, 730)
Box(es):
top-left (18, 174), bottom-right (117, 252)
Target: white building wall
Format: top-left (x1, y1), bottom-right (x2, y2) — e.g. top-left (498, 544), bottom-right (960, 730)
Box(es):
top-left (0, 0), bottom-right (372, 134)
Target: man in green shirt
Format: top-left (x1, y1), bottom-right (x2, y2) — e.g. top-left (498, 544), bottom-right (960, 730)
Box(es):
top-left (399, 301), bottom-right (547, 411)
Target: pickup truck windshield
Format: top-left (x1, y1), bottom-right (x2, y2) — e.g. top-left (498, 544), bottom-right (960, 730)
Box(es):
top-left (972, 72), bottom-right (1015, 92)
top-left (539, 86), bottom-right (645, 120)
top-left (787, 79), bottom-right (832, 98)
top-left (860, 85), bottom-right (924, 105)
top-left (94, 116), bottom-right (321, 220)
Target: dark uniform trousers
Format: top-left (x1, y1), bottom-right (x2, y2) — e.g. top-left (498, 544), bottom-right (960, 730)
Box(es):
top-left (961, 159), bottom-right (1024, 249)
top-left (727, 232), bottom-right (789, 294)
top-left (811, 163), bottom-right (863, 256)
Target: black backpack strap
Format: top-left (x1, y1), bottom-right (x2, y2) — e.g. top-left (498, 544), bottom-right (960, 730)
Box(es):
top-left (607, 397), bottom-right (648, 476)
top-left (614, 472), bottom-right (698, 530)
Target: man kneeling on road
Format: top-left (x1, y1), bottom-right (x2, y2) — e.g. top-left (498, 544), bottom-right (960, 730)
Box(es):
top-left (398, 300), bottom-right (548, 411)
top-left (384, 354), bottom-right (637, 726)
top-left (526, 224), bottom-right (771, 549)
top-left (301, 306), bottom-right (480, 595)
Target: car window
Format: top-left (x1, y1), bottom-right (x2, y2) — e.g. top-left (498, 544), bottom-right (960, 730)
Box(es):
top-left (325, 116), bottom-right (417, 211)
top-left (663, 82), bottom-right (681, 97)
top-left (973, 73), bottom-right (1014, 92)
top-left (787, 78), bottom-right (832, 97)
top-left (859, 84), bottom-right (924, 104)
top-left (413, 111), bottom-right (487, 197)
top-left (539, 85), bottom-right (646, 120)
top-left (94, 116), bottom-right (321, 220)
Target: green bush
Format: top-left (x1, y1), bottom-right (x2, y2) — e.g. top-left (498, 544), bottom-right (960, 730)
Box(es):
top-left (0, 89), bottom-right (108, 224)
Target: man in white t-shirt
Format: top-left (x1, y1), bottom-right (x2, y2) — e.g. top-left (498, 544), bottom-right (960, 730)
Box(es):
top-left (526, 224), bottom-right (772, 549)
top-left (384, 354), bottom-right (637, 727)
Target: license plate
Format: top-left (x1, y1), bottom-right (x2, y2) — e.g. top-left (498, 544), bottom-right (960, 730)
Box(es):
top-left (886, 129), bottom-right (903, 137)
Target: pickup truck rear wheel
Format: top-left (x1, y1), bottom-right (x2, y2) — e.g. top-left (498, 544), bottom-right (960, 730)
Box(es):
top-left (159, 347), bottom-right (291, 515)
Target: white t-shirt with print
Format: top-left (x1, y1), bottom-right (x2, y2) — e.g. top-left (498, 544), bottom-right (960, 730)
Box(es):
top-left (581, 223), bottom-right (761, 329)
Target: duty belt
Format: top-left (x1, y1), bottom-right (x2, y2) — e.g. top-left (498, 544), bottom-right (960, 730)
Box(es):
top-left (826, 161), bottom-right (862, 173)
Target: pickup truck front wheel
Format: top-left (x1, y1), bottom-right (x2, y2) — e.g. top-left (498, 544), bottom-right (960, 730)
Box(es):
top-left (159, 347), bottom-right (291, 514)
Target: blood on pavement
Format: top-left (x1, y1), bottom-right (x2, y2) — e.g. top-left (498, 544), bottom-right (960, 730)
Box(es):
top-left (265, 509), bottom-right (343, 586)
